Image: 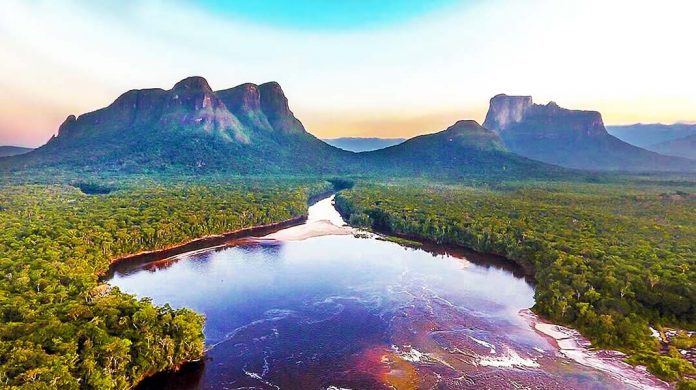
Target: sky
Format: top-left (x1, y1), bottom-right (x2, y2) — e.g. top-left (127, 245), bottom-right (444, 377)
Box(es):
top-left (1, 0), bottom-right (695, 147)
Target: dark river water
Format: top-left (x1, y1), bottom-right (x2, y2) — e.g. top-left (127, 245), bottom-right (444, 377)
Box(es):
top-left (109, 196), bottom-right (633, 389)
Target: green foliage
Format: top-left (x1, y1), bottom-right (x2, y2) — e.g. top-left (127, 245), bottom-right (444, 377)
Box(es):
top-left (376, 235), bottom-right (423, 248)
top-left (0, 177), bottom-right (329, 388)
top-left (336, 180), bottom-right (696, 381)
top-left (627, 350), bottom-right (696, 382)
top-left (71, 182), bottom-right (113, 195)
top-left (670, 332), bottom-right (696, 349)
top-left (677, 378), bottom-right (696, 390)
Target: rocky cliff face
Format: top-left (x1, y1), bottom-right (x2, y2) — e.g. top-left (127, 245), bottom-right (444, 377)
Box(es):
top-left (484, 95), bottom-right (606, 138)
top-left (258, 82), bottom-right (306, 135)
top-left (483, 94), bottom-right (533, 131)
top-left (3, 78), bottom-right (565, 180)
top-left (216, 83), bottom-right (273, 133)
top-left (49, 76), bottom-right (314, 150)
top-left (482, 94), bottom-right (696, 172)
top-left (21, 76), bottom-right (339, 172)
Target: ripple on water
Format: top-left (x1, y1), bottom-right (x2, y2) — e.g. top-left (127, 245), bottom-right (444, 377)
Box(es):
top-left (112, 197), bottom-right (651, 390)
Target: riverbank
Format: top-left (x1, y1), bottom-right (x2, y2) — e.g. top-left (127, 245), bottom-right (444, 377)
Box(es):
top-left (345, 226), bottom-right (671, 388)
top-left (333, 196), bottom-right (537, 278)
top-left (105, 193), bottom-right (341, 388)
top-left (105, 190), bottom-right (343, 279)
top-left (103, 215), bottom-right (307, 279)
top-left (263, 195), bottom-right (354, 241)
top-left (521, 309), bottom-right (671, 390)
top-left (333, 198), bottom-right (680, 388)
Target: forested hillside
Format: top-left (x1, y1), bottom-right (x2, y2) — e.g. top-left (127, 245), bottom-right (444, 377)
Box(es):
top-left (1, 77), bottom-right (577, 181)
top-left (336, 180), bottom-right (696, 383)
top-left (0, 178), bottom-right (331, 388)
top-left (0, 146), bottom-right (33, 157)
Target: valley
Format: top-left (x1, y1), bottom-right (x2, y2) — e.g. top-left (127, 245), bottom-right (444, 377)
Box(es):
top-left (3, 1), bottom-right (696, 388)
top-left (110, 196), bottom-right (670, 389)
top-left (0, 77), bottom-right (694, 389)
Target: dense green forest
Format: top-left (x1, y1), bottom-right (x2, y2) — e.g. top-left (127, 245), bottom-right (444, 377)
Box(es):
top-left (2, 172), bottom-right (695, 387)
top-left (335, 180), bottom-right (696, 383)
top-left (0, 178), bottom-right (331, 389)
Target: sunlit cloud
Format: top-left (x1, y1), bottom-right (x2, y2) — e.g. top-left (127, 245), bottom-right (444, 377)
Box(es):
top-left (0, 0), bottom-right (694, 147)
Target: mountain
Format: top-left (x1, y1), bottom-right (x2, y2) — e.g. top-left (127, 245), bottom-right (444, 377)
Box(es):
top-left (650, 134), bottom-right (696, 160)
top-left (606, 123), bottom-right (696, 148)
top-left (2, 77), bottom-right (567, 180)
top-left (8, 76), bottom-right (349, 174)
top-left (483, 94), bottom-right (696, 172)
top-left (322, 137), bottom-right (405, 152)
top-left (0, 146), bottom-right (33, 157)
top-left (358, 120), bottom-right (565, 178)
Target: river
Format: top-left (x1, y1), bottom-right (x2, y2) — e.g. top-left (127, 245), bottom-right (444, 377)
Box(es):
top-left (108, 195), bottom-right (665, 389)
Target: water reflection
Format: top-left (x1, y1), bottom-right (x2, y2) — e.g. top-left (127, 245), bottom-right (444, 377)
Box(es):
top-left (110, 197), bottom-right (626, 389)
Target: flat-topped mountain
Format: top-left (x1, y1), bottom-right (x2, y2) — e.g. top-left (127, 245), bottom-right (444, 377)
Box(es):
top-left (483, 94), bottom-right (696, 172)
top-left (12, 76), bottom-right (346, 173)
top-left (3, 77), bottom-right (567, 180)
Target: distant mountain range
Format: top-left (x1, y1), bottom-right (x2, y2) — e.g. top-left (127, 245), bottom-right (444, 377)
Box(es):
top-left (322, 137), bottom-right (405, 152)
top-left (483, 95), bottom-right (695, 172)
top-left (2, 77), bottom-right (561, 180)
top-left (3, 79), bottom-right (693, 177)
top-left (0, 146), bottom-right (33, 157)
top-left (649, 133), bottom-right (696, 160)
top-left (606, 123), bottom-right (696, 149)
top-left (606, 123), bottom-right (696, 160)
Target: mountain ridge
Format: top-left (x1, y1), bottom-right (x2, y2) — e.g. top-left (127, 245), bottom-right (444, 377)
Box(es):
top-left (359, 119), bottom-right (564, 178)
top-left (2, 77), bottom-right (574, 180)
top-left (12, 76), bottom-right (349, 174)
top-left (323, 137), bottom-right (405, 152)
top-left (607, 123), bottom-right (696, 148)
top-left (483, 94), bottom-right (696, 172)
top-left (650, 133), bottom-right (696, 160)
top-left (0, 146), bottom-right (34, 158)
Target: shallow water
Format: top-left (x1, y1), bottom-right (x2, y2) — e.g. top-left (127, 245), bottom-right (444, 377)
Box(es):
top-left (109, 196), bottom-right (634, 389)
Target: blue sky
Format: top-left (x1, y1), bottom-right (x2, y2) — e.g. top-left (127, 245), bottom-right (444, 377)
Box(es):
top-left (195, 0), bottom-right (464, 30)
top-left (1, 0), bottom-right (695, 147)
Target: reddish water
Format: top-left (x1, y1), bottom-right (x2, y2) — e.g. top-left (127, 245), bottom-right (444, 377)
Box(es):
top-left (109, 197), bottom-right (636, 389)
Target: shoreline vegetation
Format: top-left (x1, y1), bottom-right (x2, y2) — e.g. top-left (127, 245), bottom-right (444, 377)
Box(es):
top-left (122, 186), bottom-right (685, 389)
top-left (334, 181), bottom-right (696, 387)
top-left (104, 215), bottom-right (306, 279)
top-left (2, 176), bottom-right (695, 388)
top-left (0, 179), bottom-right (335, 389)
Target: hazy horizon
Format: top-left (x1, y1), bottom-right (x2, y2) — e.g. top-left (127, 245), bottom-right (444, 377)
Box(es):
top-left (2, 0), bottom-right (696, 147)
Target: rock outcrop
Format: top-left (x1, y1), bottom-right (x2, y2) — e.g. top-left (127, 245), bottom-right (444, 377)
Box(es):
top-left (19, 76), bottom-right (335, 172)
top-left (2, 78), bottom-right (576, 179)
top-left (483, 94), bottom-right (533, 131)
top-left (483, 94), bottom-right (696, 172)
